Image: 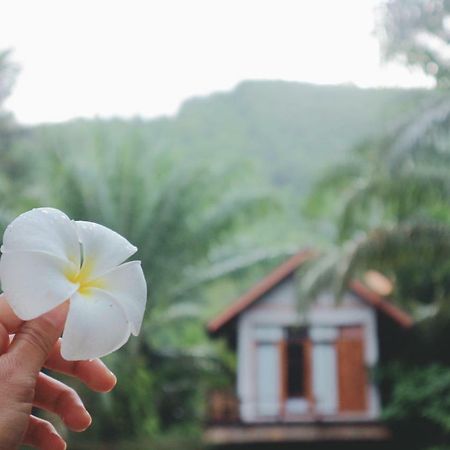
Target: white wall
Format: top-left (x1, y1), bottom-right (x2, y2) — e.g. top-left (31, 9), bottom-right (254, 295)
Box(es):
top-left (236, 276), bottom-right (380, 422)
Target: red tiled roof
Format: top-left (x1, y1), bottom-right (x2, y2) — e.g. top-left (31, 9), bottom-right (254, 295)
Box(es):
top-left (207, 249), bottom-right (413, 334)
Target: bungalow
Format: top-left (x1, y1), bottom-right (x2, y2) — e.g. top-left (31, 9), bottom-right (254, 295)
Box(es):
top-left (205, 250), bottom-right (413, 448)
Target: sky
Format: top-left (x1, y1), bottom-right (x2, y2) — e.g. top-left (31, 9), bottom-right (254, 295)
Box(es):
top-left (0, 0), bottom-right (434, 124)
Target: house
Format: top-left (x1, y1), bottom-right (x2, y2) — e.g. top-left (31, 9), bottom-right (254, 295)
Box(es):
top-left (205, 250), bottom-right (413, 448)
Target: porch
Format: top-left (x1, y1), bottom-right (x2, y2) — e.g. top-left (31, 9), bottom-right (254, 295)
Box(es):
top-left (204, 390), bottom-right (391, 447)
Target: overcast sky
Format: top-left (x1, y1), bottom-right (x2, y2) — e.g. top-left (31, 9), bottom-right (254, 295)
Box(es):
top-left (1, 0), bottom-right (433, 124)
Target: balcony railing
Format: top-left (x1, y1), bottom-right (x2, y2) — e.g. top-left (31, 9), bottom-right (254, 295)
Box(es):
top-left (205, 390), bottom-right (391, 446)
top-left (207, 389), bottom-right (240, 424)
top-left (206, 389), bottom-right (378, 424)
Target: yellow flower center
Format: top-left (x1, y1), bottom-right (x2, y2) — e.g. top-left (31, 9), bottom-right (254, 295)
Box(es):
top-left (65, 259), bottom-right (105, 296)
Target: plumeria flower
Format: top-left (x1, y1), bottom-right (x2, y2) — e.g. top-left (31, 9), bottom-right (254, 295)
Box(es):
top-left (0, 207), bottom-right (147, 361)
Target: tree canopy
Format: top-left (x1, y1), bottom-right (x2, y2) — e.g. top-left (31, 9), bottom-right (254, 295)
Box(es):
top-left (379, 0), bottom-right (450, 86)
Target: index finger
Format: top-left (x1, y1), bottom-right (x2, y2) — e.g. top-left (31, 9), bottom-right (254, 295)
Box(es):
top-left (0, 293), bottom-right (23, 333)
top-left (45, 339), bottom-right (117, 392)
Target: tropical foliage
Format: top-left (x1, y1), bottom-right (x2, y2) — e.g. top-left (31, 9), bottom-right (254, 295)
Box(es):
top-left (378, 0), bottom-right (450, 86)
top-left (378, 309), bottom-right (450, 450)
top-left (1, 4), bottom-right (449, 446)
top-left (300, 4), bottom-right (450, 448)
top-left (303, 92), bottom-right (450, 313)
top-left (0, 50), bottom-right (25, 226)
top-left (10, 120), bottom-right (281, 444)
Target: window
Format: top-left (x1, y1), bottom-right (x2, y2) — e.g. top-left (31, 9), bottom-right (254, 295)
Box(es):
top-left (287, 340), bottom-right (305, 397)
top-left (280, 327), bottom-right (311, 416)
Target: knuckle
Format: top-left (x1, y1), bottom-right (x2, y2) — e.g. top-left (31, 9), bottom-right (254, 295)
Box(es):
top-left (0, 360), bottom-right (36, 403)
top-left (57, 386), bottom-right (79, 409)
top-left (0, 353), bottom-right (35, 387)
top-left (19, 322), bottom-right (53, 357)
top-left (0, 352), bottom-right (20, 379)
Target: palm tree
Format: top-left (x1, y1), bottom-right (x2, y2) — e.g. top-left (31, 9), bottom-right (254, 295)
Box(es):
top-left (0, 49), bottom-right (24, 228)
top-left (302, 93), bottom-right (450, 314)
top-left (18, 119), bottom-right (288, 442)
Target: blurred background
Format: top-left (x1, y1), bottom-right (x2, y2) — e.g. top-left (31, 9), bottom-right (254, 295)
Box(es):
top-left (1, 0), bottom-right (450, 449)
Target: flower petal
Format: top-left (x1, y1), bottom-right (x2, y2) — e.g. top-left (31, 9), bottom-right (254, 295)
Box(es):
top-left (61, 290), bottom-right (131, 360)
top-left (94, 261), bottom-right (147, 336)
top-left (74, 221), bottom-right (137, 279)
top-left (0, 251), bottom-right (78, 320)
top-left (1, 208), bottom-right (80, 266)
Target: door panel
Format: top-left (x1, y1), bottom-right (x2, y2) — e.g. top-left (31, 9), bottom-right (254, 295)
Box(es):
top-left (303, 340), bottom-right (313, 406)
top-left (279, 340), bottom-right (287, 416)
top-left (337, 326), bottom-right (367, 412)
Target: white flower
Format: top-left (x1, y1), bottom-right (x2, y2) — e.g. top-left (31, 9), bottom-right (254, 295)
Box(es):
top-left (0, 207), bottom-right (147, 361)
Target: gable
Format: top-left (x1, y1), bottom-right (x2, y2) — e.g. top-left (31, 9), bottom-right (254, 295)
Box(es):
top-left (208, 250), bottom-right (413, 335)
top-left (242, 275), bottom-right (369, 317)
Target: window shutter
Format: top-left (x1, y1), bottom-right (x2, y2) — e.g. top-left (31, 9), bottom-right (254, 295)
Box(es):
top-left (337, 326), bottom-right (367, 412)
top-left (279, 340), bottom-right (287, 416)
top-left (303, 339), bottom-right (313, 408)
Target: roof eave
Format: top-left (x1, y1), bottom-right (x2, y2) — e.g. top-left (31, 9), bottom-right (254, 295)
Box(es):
top-left (207, 250), bottom-right (414, 336)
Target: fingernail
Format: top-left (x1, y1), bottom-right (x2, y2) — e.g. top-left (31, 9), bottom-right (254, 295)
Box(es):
top-left (81, 410), bottom-right (92, 431)
top-left (85, 410), bottom-right (93, 426)
top-left (109, 370), bottom-right (117, 384)
top-left (106, 373), bottom-right (117, 392)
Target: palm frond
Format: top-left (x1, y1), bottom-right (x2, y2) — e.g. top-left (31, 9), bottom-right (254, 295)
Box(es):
top-left (300, 222), bottom-right (450, 312)
top-left (177, 245), bottom-right (297, 297)
top-left (389, 95), bottom-right (450, 169)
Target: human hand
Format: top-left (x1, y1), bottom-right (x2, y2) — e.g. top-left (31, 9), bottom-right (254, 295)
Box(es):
top-left (0, 294), bottom-right (117, 450)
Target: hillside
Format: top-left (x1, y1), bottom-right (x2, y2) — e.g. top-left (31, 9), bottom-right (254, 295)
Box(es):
top-left (146, 81), bottom-right (432, 194)
top-left (32, 81), bottom-right (433, 199)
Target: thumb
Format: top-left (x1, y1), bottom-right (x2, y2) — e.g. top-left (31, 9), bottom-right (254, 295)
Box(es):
top-left (8, 301), bottom-right (69, 375)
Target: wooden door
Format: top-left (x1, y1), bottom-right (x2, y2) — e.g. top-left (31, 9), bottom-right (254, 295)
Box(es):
top-left (303, 340), bottom-right (313, 407)
top-left (279, 340), bottom-right (287, 416)
top-left (337, 326), bottom-right (367, 412)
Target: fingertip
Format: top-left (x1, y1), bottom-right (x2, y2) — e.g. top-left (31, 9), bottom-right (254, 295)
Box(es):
top-left (48, 432), bottom-right (67, 450)
top-left (87, 363), bottom-right (117, 392)
top-left (79, 410), bottom-right (93, 432)
top-left (105, 370), bottom-right (117, 392)
top-left (64, 406), bottom-right (92, 432)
